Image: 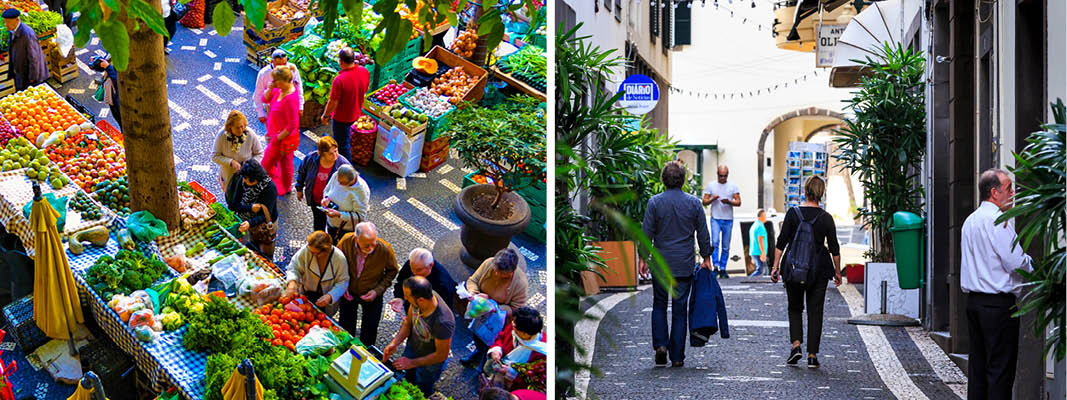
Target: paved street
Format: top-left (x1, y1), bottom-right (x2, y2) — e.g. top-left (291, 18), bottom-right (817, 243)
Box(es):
top-left (576, 272), bottom-right (966, 400)
top-left (2, 20), bottom-right (545, 400)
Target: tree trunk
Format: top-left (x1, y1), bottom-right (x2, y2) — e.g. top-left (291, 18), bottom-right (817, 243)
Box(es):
top-left (118, 10), bottom-right (180, 229)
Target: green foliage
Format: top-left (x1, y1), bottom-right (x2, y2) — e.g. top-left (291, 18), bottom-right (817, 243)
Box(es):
top-left (69, 0), bottom-right (538, 72)
top-left (211, 1), bottom-right (236, 37)
top-left (554, 22), bottom-right (674, 396)
top-left (832, 42), bottom-right (926, 262)
top-left (996, 99), bottom-right (1067, 361)
top-left (183, 296), bottom-right (272, 354)
top-left (449, 96), bottom-right (546, 206)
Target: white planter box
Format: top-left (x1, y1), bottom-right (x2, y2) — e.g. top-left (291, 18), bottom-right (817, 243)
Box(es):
top-left (863, 262), bottom-right (920, 319)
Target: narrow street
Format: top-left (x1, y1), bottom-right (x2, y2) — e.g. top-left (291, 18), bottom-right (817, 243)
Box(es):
top-left (2, 20), bottom-right (546, 400)
top-left (577, 265), bottom-right (966, 400)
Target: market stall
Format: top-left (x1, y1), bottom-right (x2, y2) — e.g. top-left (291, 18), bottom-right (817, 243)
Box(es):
top-left (0, 83), bottom-right (425, 400)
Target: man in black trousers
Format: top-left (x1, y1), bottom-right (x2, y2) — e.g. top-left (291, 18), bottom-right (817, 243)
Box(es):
top-left (960, 168), bottom-right (1033, 399)
top-left (639, 161), bottom-right (713, 368)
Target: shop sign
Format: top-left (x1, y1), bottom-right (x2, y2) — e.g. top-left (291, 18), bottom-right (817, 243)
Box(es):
top-left (816, 24), bottom-right (846, 67)
top-left (617, 74), bottom-right (659, 115)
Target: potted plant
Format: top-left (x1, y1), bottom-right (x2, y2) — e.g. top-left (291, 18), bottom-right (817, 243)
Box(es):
top-left (833, 43), bottom-right (926, 315)
top-left (997, 99), bottom-right (1065, 362)
top-left (449, 96), bottom-right (546, 268)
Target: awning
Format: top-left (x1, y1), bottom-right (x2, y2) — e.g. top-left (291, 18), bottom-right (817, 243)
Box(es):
top-left (829, 0), bottom-right (903, 88)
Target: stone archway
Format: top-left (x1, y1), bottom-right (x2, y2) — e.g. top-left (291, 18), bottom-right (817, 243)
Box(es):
top-left (756, 107), bottom-right (847, 208)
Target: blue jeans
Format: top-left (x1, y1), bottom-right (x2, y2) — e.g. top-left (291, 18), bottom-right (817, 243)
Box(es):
top-left (750, 257), bottom-right (766, 276)
top-left (710, 219), bottom-right (733, 270)
top-left (402, 346), bottom-right (446, 395)
top-left (331, 119), bottom-right (354, 164)
top-left (651, 274), bottom-right (693, 363)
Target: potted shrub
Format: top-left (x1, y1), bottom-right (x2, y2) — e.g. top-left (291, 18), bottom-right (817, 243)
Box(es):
top-left (833, 43), bottom-right (925, 316)
top-left (450, 96), bottom-right (546, 268)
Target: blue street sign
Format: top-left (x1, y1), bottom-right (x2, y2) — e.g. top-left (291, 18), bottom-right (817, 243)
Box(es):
top-left (617, 74), bottom-right (660, 115)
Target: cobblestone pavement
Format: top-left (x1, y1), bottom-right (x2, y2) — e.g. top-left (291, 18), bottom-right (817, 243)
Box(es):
top-left (578, 273), bottom-right (966, 400)
top-left (28, 20), bottom-right (546, 400)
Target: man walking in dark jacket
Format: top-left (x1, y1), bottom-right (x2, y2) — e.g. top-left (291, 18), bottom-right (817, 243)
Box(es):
top-left (640, 161), bottom-right (713, 368)
top-left (3, 9), bottom-right (48, 91)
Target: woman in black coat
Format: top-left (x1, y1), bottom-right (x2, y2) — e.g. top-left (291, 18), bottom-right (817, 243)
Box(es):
top-left (770, 176), bottom-right (843, 368)
top-left (226, 160), bottom-right (279, 258)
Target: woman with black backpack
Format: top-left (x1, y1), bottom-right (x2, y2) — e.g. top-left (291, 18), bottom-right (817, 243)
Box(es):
top-left (770, 176), bottom-right (843, 368)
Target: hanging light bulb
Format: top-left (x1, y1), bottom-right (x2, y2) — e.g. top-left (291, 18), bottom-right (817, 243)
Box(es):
top-left (751, 0), bottom-right (756, 8)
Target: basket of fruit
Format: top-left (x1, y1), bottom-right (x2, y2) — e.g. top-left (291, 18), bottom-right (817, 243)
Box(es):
top-left (423, 46), bottom-right (488, 106)
top-left (348, 115), bottom-right (377, 166)
top-left (364, 80), bottom-right (413, 120)
top-left (380, 104), bottom-right (428, 136)
top-left (397, 87), bottom-right (455, 141)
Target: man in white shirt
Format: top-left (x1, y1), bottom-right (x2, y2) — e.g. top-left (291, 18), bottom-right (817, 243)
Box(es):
top-left (253, 49), bottom-right (304, 124)
top-left (960, 168), bottom-right (1033, 399)
top-left (703, 165), bottom-right (741, 279)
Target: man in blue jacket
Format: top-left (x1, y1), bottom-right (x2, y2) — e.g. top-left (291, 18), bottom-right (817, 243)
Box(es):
top-left (640, 161), bottom-right (713, 368)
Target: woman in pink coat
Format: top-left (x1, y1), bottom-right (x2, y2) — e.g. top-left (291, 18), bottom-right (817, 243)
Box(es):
top-left (260, 66), bottom-right (301, 196)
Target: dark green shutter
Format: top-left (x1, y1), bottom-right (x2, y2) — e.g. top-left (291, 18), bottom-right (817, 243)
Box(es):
top-left (674, 0), bottom-right (692, 46)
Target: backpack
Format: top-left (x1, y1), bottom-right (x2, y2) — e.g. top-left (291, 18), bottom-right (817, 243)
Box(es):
top-left (781, 206), bottom-right (823, 287)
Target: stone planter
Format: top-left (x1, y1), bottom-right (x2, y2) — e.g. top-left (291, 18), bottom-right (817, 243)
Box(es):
top-left (454, 184), bottom-right (531, 268)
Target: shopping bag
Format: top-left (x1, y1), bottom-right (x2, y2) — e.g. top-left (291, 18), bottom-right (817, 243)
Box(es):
top-left (126, 211), bottom-right (169, 242)
top-left (468, 304), bottom-right (506, 345)
top-left (381, 126), bottom-right (406, 163)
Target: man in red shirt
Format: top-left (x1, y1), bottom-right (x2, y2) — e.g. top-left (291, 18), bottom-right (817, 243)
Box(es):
top-left (320, 48), bottom-right (369, 164)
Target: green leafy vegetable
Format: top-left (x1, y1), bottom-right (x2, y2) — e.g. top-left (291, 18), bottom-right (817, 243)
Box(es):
top-left (86, 249), bottom-right (171, 300)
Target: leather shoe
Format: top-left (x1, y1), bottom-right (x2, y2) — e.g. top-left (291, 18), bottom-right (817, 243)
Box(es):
top-left (671, 361), bottom-right (684, 368)
top-left (654, 346), bottom-right (667, 367)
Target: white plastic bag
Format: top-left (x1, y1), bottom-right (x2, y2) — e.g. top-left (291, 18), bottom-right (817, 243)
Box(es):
top-left (55, 24), bottom-right (74, 58)
top-left (294, 326), bottom-right (340, 356)
top-left (211, 254), bottom-right (246, 289)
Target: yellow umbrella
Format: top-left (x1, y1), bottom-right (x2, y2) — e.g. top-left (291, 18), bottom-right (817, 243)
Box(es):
top-left (68, 372), bottom-right (108, 400)
top-left (30, 183), bottom-right (85, 342)
top-left (222, 360), bottom-right (264, 400)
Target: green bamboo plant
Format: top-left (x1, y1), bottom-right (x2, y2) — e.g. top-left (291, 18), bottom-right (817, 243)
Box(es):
top-left (832, 42), bottom-right (927, 262)
top-left (996, 99), bottom-right (1066, 361)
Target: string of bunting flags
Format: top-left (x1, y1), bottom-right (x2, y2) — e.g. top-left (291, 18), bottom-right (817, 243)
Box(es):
top-left (666, 70), bottom-right (822, 100)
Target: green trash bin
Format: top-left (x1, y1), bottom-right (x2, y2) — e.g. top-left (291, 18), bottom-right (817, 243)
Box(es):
top-left (889, 211), bottom-right (925, 290)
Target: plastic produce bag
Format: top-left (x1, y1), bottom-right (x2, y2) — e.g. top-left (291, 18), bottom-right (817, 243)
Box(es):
top-left (22, 193), bottom-right (68, 232)
top-left (55, 24), bottom-right (73, 58)
top-left (126, 211), bottom-right (169, 242)
top-left (109, 294), bottom-right (147, 323)
top-left (294, 326), bottom-right (340, 356)
top-left (465, 294), bottom-right (498, 320)
top-left (134, 325), bottom-right (157, 342)
top-left (211, 254), bottom-right (246, 291)
top-left (128, 309), bottom-right (156, 331)
top-left (129, 290), bottom-right (155, 312)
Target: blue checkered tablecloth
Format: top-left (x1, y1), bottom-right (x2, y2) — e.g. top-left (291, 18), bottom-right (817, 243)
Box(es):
top-left (67, 224), bottom-right (208, 400)
top-left (65, 218), bottom-right (344, 400)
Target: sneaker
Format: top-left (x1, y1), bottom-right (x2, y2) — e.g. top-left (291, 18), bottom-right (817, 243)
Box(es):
top-left (787, 346), bottom-right (802, 365)
top-left (654, 346), bottom-right (668, 367)
top-left (719, 270), bottom-right (730, 279)
top-left (808, 356), bottom-right (820, 368)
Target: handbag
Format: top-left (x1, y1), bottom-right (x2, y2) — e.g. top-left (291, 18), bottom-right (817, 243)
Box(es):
top-left (172, 0), bottom-right (191, 20)
top-left (93, 76), bottom-right (106, 102)
top-left (248, 203), bottom-right (278, 246)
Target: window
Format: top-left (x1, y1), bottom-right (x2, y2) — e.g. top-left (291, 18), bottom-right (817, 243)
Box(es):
top-left (605, 0), bottom-right (611, 11)
top-left (650, 0), bottom-right (660, 39)
top-left (615, 0), bottom-right (622, 21)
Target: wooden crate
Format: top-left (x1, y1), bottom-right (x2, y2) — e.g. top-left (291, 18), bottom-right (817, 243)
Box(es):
top-left (49, 62), bottom-right (78, 84)
top-left (423, 46), bottom-right (488, 106)
top-left (490, 66), bottom-right (546, 101)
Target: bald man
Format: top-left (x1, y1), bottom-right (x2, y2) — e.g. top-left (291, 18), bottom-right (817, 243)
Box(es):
top-left (703, 165), bottom-right (741, 279)
top-left (391, 248), bottom-right (458, 313)
top-left (337, 222), bottom-right (399, 347)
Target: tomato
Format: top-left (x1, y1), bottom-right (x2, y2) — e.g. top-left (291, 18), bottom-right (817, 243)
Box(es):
top-left (316, 313), bottom-right (326, 321)
top-left (321, 320), bottom-right (332, 328)
top-left (271, 309), bottom-right (281, 316)
top-left (272, 339), bottom-right (282, 346)
top-left (311, 321), bottom-right (320, 328)
top-left (284, 340), bottom-right (293, 348)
